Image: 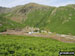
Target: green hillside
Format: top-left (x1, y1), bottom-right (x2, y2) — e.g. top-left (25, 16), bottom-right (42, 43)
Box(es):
top-left (47, 6), bottom-right (75, 35)
top-left (5, 3), bottom-right (52, 23)
top-left (0, 35), bottom-right (75, 56)
top-left (1, 3), bottom-right (75, 35)
top-left (24, 4), bottom-right (75, 35)
top-left (0, 14), bottom-right (24, 32)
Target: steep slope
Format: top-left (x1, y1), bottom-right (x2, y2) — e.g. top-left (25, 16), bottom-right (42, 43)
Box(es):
top-left (24, 4), bottom-right (75, 35)
top-left (6, 3), bottom-right (53, 23)
top-left (0, 14), bottom-right (24, 32)
top-left (25, 7), bottom-right (55, 28)
top-left (47, 6), bottom-right (75, 35)
top-left (2, 3), bottom-right (75, 35)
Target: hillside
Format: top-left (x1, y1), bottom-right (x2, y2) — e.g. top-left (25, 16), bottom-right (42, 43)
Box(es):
top-left (5, 3), bottom-right (53, 22)
top-left (23, 4), bottom-right (75, 35)
top-left (1, 3), bottom-right (75, 35)
top-left (0, 7), bottom-right (8, 14)
top-left (0, 14), bottom-right (24, 32)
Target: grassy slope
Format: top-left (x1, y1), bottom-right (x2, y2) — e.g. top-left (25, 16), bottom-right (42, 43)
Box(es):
top-left (0, 35), bottom-right (75, 56)
top-left (4, 3), bottom-right (75, 35)
top-left (47, 6), bottom-right (75, 35)
top-left (0, 14), bottom-right (24, 32)
top-left (24, 5), bottom-right (75, 35)
top-left (25, 7), bottom-right (55, 28)
top-left (6, 3), bottom-right (52, 23)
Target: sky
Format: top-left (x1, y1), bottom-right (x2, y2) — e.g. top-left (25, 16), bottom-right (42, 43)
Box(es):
top-left (0, 0), bottom-right (75, 8)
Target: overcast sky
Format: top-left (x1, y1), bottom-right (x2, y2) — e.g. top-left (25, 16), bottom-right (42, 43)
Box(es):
top-left (0, 0), bottom-right (75, 8)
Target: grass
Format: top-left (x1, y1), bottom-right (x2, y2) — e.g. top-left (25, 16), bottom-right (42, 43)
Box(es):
top-left (0, 35), bottom-right (75, 56)
top-left (0, 14), bottom-right (24, 32)
top-left (24, 5), bottom-right (75, 35)
top-left (2, 4), bottom-right (75, 35)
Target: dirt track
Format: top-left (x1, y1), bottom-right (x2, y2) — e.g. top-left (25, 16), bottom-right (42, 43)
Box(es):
top-left (1, 30), bottom-right (75, 43)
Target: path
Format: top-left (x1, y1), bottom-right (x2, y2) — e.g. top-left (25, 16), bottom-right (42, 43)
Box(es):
top-left (1, 30), bottom-right (75, 43)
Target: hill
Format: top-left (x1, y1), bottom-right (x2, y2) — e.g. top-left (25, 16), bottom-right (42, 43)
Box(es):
top-left (5, 3), bottom-right (53, 22)
top-left (0, 3), bottom-right (75, 35)
top-left (0, 7), bottom-right (8, 14)
top-left (0, 14), bottom-right (24, 32)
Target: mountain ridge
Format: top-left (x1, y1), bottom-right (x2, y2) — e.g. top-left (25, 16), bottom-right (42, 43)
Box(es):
top-left (0, 3), bottom-right (75, 35)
